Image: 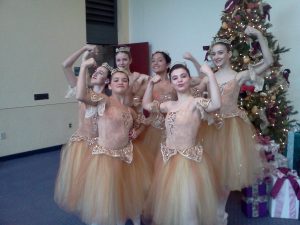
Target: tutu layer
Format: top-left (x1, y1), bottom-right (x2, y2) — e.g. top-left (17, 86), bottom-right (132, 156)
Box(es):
top-left (135, 125), bottom-right (164, 172)
top-left (143, 151), bottom-right (219, 225)
top-left (74, 144), bottom-right (151, 225)
top-left (200, 117), bottom-right (262, 190)
top-left (54, 139), bottom-right (89, 211)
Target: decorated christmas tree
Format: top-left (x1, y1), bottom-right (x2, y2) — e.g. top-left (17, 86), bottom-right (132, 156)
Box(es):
top-left (211, 0), bottom-right (297, 152)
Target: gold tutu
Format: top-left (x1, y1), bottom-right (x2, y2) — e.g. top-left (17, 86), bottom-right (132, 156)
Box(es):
top-left (54, 137), bottom-right (89, 211)
top-left (135, 125), bottom-right (164, 173)
top-left (200, 117), bottom-right (262, 191)
top-left (73, 143), bottom-right (151, 225)
top-left (143, 150), bottom-right (219, 225)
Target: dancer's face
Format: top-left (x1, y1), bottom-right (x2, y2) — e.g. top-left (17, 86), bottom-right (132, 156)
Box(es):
top-left (151, 53), bottom-right (169, 74)
top-left (90, 66), bottom-right (109, 86)
top-left (115, 52), bottom-right (131, 70)
top-left (210, 44), bottom-right (231, 68)
top-left (109, 72), bottom-right (129, 94)
top-left (170, 68), bottom-right (191, 92)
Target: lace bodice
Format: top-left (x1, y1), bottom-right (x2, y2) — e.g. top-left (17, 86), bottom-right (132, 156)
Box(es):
top-left (91, 93), bottom-right (134, 151)
top-left (218, 79), bottom-right (240, 114)
top-left (72, 102), bottom-right (98, 140)
top-left (161, 98), bottom-right (210, 162)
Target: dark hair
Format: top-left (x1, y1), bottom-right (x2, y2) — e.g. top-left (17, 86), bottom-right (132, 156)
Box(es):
top-left (169, 63), bottom-right (191, 81)
top-left (152, 51), bottom-right (172, 72)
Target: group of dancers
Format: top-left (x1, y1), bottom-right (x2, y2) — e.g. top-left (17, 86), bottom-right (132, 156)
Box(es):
top-left (54, 25), bottom-right (274, 225)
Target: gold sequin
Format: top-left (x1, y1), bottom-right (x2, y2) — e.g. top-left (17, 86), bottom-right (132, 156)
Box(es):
top-left (161, 143), bottom-right (204, 163)
top-left (91, 141), bottom-right (133, 164)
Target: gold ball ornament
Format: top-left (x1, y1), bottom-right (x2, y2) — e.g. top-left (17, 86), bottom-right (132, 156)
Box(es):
top-left (271, 95), bottom-right (276, 101)
top-left (222, 22), bottom-right (228, 29)
top-left (251, 106), bottom-right (258, 114)
top-left (243, 56), bottom-right (250, 64)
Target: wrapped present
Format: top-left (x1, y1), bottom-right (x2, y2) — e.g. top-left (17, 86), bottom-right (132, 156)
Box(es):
top-left (241, 179), bottom-right (269, 217)
top-left (287, 131), bottom-right (300, 174)
top-left (241, 196), bottom-right (268, 217)
top-left (242, 179), bottom-right (267, 197)
top-left (257, 140), bottom-right (288, 177)
top-left (269, 167), bottom-right (300, 219)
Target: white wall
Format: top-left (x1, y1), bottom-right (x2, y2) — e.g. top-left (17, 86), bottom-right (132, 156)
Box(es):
top-left (128, 0), bottom-right (300, 122)
top-left (118, 0), bottom-right (129, 43)
top-left (0, 0), bottom-right (86, 156)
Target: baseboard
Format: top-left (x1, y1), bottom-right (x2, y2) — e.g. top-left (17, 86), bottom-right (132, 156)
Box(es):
top-left (0, 145), bottom-right (62, 161)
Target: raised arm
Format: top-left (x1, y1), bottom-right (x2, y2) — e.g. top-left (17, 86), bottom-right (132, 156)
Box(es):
top-left (200, 64), bottom-right (221, 112)
top-left (132, 72), bottom-right (150, 95)
top-left (76, 58), bottom-right (96, 104)
top-left (238, 26), bottom-right (274, 83)
top-left (183, 52), bottom-right (205, 87)
top-left (62, 45), bottom-right (97, 87)
top-left (142, 75), bottom-right (161, 111)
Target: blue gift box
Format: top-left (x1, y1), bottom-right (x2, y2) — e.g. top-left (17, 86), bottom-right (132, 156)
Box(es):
top-left (286, 131), bottom-right (300, 174)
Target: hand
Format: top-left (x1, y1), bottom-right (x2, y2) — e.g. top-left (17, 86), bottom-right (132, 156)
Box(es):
top-left (82, 58), bottom-right (96, 68)
top-left (245, 26), bottom-right (262, 38)
top-left (183, 52), bottom-right (194, 61)
top-left (150, 74), bottom-right (162, 84)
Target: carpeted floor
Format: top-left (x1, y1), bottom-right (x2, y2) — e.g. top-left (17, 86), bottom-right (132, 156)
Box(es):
top-left (0, 148), bottom-right (299, 225)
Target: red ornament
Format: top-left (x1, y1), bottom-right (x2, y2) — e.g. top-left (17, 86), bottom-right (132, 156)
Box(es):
top-left (240, 84), bottom-right (255, 93)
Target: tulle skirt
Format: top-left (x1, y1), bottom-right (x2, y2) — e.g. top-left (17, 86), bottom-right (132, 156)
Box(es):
top-left (143, 150), bottom-right (219, 225)
top-left (135, 125), bottom-right (164, 173)
top-left (200, 116), bottom-right (263, 191)
top-left (74, 143), bottom-right (151, 225)
top-left (54, 138), bottom-right (88, 211)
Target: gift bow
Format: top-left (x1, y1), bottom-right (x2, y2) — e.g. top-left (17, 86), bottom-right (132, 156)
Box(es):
top-left (257, 135), bottom-right (271, 145)
top-left (270, 167), bottom-right (300, 200)
top-left (203, 45), bottom-right (210, 61)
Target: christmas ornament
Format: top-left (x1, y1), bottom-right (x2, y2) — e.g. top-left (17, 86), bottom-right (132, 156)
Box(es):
top-left (282, 69), bottom-right (290, 84)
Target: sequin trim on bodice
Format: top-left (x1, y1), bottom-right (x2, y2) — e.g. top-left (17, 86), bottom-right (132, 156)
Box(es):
top-left (161, 143), bottom-right (203, 163)
top-left (91, 140), bottom-right (133, 164)
top-left (69, 132), bottom-right (89, 142)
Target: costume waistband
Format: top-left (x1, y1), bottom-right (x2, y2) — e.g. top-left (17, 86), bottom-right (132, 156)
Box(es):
top-left (91, 140), bottom-right (133, 164)
top-left (160, 143), bottom-right (203, 163)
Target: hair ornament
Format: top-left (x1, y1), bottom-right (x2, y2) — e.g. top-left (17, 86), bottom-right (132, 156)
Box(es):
top-left (212, 36), bottom-right (234, 45)
top-left (101, 62), bottom-right (113, 72)
top-left (115, 46), bottom-right (130, 53)
top-left (110, 67), bottom-right (129, 76)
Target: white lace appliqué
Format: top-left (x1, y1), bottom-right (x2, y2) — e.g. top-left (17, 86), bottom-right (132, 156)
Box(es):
top-left (91, 141), bottom-right (133, 164)
top-left (161, 143), bottom-right (203, 163)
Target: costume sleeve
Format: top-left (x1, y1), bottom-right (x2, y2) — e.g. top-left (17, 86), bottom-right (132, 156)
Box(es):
top-left (195, 98), bottom-right (214, 125)
top-left (90, 90), bottom-right (107, 116)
